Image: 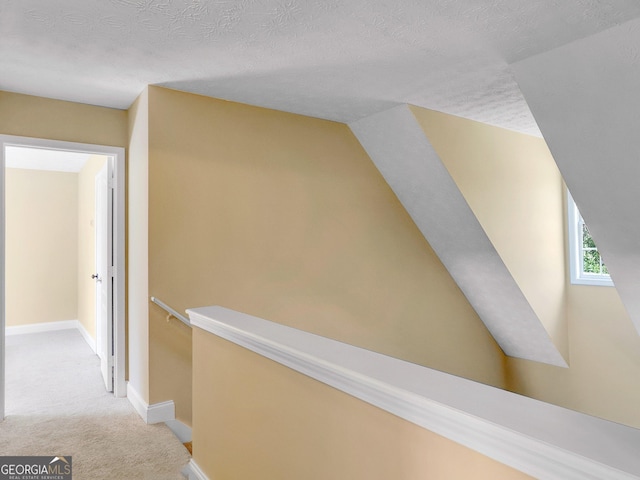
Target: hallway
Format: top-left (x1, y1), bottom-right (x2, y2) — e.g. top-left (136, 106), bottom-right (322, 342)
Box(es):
top-left (2, 329), bottom-right (189, 479)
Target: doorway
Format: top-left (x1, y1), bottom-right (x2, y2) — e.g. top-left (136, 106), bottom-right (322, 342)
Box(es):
top-left (0, 136), bottom-right (126, 419)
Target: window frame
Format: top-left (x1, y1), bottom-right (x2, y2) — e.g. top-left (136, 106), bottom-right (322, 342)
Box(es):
top-left (567, 191), bottom-right (613, 287)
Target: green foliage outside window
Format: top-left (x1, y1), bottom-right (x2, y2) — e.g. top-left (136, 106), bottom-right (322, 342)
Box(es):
top-left (582, 224), bottom-right (608, 275)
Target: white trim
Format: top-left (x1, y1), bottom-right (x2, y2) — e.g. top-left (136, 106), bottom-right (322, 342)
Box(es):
top-left (126, 382), bottom-right (176, 425)
top-left (5, 319), bottom-right (78, 336)
top-left (148, 400), bottom-right (175, 425)
top-left (112, 145), bottom-right (126, 398)
top-left (0, 135), bottom-right (127, 402)
top-left (188, 306), bottom-right (640, 480)
top-left (126, 382), bottom-right (148, 421)
top-left (187, 460), bottom-right (209, 480)
top-left (165, 419), bottom-right (192, 443)
top-left (76, 321), bottom-right (97, 354)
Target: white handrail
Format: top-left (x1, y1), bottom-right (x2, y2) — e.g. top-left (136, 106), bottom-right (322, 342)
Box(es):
top-left (187, 305), bottom-right (640, 480)
top-left (150, 296), bottom-right (191, 327)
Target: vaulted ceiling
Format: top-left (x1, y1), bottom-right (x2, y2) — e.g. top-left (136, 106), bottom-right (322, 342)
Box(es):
top-left (2, 0), bottom-right (640, 136)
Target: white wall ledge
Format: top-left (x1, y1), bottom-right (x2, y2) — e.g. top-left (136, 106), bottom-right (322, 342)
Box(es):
top-left (187, 305), bottom-right (640, 480)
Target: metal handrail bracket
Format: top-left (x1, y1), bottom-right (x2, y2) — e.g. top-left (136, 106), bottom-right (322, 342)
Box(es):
top-left (150, 296), bottom-right (191, 327)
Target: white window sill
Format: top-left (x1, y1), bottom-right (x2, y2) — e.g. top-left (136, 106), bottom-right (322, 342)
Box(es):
top-left (571, 275), bottom-right (614, 287)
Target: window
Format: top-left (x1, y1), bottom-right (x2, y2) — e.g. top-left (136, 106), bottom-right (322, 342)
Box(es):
top-left (567, 191), bottom-right (613, 286)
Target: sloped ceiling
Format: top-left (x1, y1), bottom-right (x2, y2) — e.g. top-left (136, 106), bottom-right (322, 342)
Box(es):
top-left (2, 0), bottom-right (640, 136)
top-left (350, 105), bottom-right (566, 366)
top-left (513, 19), bottom-right (640, 336)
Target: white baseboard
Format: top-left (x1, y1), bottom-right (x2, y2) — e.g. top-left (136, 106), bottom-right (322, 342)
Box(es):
top-left (186, 460), bottom-right (208, 480)
top-left (126, 382), bottom-right (176, 424)
top-left (166, 419), bottom-right (192, 443)
top-left (76, 321), bottom-right (97, 354)
top-left (6, 319), bottom-right (78, 336)
top-left (148, 400), bottom-right (175, 424)
top-left (126, 382), bottom-right (148, 421)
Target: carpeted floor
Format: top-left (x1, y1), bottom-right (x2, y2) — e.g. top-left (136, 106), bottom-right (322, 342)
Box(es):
top-left (2, 329), bottom-right (190, 479)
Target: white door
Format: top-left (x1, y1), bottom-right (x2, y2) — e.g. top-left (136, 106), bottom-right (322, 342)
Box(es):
top-left (95, 163), bottom-right (113, 392)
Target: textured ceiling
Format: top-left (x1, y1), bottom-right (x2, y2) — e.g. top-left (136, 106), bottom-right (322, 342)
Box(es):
top-left (2, 0), bottom-right (640, 134)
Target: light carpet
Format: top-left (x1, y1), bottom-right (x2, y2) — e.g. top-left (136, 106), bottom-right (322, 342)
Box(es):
top-left (2, 329), bottom-right (190, 479)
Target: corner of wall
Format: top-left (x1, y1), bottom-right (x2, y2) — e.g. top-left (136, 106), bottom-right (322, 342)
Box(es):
top-left (127, 88), bottom-right (150, 402)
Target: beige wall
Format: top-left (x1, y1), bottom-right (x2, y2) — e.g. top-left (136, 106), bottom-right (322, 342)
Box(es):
top-left (193, 329), bottom-right (532, 480)
top-left (4, 86), bottom-right (632, 472)
top-left (0, 91), bottom-right (127, 147)
top-left (145, 87), bottom-right (507, 425)
top-left (0, 90), bottom-right (127, 323)
top-left (4, 86), bottom-right (636, 443)
top-left (6, 169), bottom-right (78, 326)
top-left (506, 269), bottom-right (640, 428)
top-left (0, 89), bottom-right (129, 373)
top-left (411, 106), bottom-right (568, 360)
top-left (77, 155), bottom-right (108, 339)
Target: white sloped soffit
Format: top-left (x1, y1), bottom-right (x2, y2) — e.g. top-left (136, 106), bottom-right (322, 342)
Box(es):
top-left (349, 105), bottom-right (566, 367)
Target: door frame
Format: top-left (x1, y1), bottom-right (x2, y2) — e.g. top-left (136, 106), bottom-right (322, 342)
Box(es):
top-left (95, 162), bottom-right (114, 391)
top-left (0, 135), bottom-right (126, 418)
